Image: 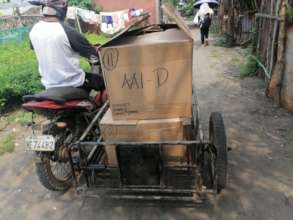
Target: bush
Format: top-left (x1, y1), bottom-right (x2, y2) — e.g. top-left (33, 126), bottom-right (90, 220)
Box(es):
top-left (0, 33), bottom-right (110, 113)
top-left (240, 56), bottom-right (259, 78)
top-left (181, 0), bottom-right (196, 17)
top-left (95, 4), bottom-right (103, 14)
top-left (68, 0), bottom-right (93, 10)
top-left (0, 40), bottom-right (42, 112)
top-left (163, 0), bottom-right (180, 6)
top-left (0, 133), bottom-right (16, 156)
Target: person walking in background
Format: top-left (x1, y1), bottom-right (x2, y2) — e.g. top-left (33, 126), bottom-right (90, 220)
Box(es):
top-left (200, 13), bottom-right (211, 46)
top-left (193, 3), bottom-right (214, 46)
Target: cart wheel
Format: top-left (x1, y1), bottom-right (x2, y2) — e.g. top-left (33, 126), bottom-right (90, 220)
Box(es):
top-left (209, 112), bottom-right (227, 194)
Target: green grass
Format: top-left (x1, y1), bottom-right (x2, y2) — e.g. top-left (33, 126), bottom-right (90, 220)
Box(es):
top-left (214, 37), bottom-right (228, 47)
top-left (0, 39), bottom-right (42, 112)
top-left (229, 57), bottom-right (242, 66)
top-left (6, 111), bottom-right (33, 126)
top-left (240, 56), bottom-right (259, 78)
top-left (0, 133), bottom-right (16, 156)
top-left (84, 33), bottom-right (110, 45)
top-left (210, 48), bottom-right (221, 58)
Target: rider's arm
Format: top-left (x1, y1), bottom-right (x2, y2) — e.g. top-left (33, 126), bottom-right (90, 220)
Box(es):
top-left (61, 23), bottom-right (98, 60)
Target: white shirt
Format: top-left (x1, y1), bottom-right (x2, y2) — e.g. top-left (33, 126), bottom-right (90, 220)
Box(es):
top-left (30, 21), bottom-right (85, 89)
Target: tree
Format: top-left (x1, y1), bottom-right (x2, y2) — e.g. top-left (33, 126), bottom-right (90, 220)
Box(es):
top-left (163, 0), bottom-right (180, 7)
top-left (67, 0), bottom-right (93, 10)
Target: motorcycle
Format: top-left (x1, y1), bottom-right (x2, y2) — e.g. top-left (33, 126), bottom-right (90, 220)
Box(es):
top-left (22, 62), bottom-right (107, 191)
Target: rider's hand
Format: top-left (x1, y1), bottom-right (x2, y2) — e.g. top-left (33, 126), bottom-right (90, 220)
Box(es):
top-left (89, 55), bottom-right (100, 65)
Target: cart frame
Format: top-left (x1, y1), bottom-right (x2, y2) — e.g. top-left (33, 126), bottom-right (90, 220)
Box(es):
top-left (67, 87), bottom-right (227, 203)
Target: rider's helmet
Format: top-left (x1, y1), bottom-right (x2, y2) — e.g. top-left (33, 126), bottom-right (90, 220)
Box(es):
top-left (29, 0), bottom-right (68, 20)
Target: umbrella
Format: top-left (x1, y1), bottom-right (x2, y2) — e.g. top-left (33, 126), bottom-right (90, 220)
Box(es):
top-left (194, 0), bottom-right (219, 9)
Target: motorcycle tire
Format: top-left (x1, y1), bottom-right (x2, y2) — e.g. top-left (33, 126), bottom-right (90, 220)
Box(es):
top-left (35, 152), bottom-right (72, 191)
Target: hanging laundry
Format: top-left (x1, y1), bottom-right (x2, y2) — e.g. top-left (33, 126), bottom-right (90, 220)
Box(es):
top-left (100, 10), bottom-right (128, 35)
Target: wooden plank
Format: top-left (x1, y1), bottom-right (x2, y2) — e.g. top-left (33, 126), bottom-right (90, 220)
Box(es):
top-left (255, 13), bottom-right (283, 21)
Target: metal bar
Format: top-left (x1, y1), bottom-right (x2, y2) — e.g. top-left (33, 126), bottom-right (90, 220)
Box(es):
top-left (68, 149), bottom-right (78, 187)
top-left (78, 101), bottom-right (109, 142)
top-left (164, 165), bottom-right (197, 169)
top-left (87, 136), bottom-right (103, 161)
top-left (80, 140), bottom-right (209, 146)
top-left (77, 189), bottom-right (205, 203)
top-left (99, 195), bottom-right (204, 203)
top-left (81, 165), bottom-right (118, 170)
top-left (76, 14), bottom-right (82, 34)
top-left (77, 187), bottom-right (214, 194)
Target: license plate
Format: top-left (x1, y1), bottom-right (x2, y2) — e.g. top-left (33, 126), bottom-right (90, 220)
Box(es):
top-left (26, 135), bottom-right (55, 152)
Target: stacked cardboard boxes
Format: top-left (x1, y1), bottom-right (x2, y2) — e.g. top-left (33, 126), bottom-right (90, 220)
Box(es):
top-left (99, 4), bottom-right (194, 166)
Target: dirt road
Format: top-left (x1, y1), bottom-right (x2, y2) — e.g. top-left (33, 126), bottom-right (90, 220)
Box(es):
top-left (1, 30), bottom-right (293, 220)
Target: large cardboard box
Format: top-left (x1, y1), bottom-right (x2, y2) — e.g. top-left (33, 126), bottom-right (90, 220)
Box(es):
top-left (100, 5), bottom-right (194, 120)
top-left (100, 109), bottom-right (190, 166)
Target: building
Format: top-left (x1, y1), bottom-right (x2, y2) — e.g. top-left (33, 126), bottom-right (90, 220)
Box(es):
top-left (95, 0), bottom-right (161, 24)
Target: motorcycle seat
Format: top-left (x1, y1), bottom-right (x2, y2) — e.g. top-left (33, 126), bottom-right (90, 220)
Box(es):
top-left (23, 87), bottom-right (89, 104)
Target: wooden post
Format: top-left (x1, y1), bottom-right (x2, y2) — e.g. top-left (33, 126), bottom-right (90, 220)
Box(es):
top-left (227, 0), bottom-right (235, 46)
top-left (219, 0), bottom-right (225, 34)
top-left (267, 0), bottom-right (287, 105)
top-left (269, 0), bottom-right (281, 76)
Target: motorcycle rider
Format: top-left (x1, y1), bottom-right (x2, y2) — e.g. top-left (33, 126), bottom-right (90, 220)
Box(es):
top-left (29, 0), bottom-right (105, 92)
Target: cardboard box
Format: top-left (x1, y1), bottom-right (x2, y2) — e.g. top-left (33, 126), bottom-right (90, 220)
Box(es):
top-left (100, 109), bottom-right (190, 166)
top-left (100, 5), bottom-right (194, 120)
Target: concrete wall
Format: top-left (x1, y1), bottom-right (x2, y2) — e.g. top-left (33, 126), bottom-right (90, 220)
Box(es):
top-left (95, 0), bottom-right (159, 24)
top-left (281, 27), bottom-right (293, 111)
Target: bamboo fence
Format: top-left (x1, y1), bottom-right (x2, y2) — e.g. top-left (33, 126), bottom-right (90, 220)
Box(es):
top-left (220, 0), bottom-right (293, 109)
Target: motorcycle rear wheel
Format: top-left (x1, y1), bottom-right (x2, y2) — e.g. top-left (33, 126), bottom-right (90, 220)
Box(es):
top-left (35, 152), bottom-right (72, 191)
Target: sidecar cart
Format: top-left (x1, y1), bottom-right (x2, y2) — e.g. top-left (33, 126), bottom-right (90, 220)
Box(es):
top-left (69, 88), bottom-right (228, 203)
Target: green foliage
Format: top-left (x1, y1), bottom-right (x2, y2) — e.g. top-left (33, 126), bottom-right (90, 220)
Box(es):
top-left (0, 32), bottom-right (109, 112)
top-left (214, 36), bottom-right (228, 47)
top-left (84, 33), bottom-right (109, 45)
top-left (0, 39), bottom-right (42, 112)
top-left (240, 56), bottom-right (259, 78)
top-left (95, 4), bottom-right (103, 14)
top-left (163, 0), bottom-right (180, 7)
top-left (0, 133), bottom-right (16, 156)
top-left (210, 19), bottom-right (220, 34)
top-left (286, 1), bottom-right (293, 25)
top-left (80, 33), bottom-right (110, 72)
top-left (180, 0), bottom-right (196, 16)
top-left (68, 0), bottom-right (93, 10)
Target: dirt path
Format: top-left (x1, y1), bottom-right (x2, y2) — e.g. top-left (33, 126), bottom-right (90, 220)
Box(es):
top-left (0, 29), bottom-right (293, 220)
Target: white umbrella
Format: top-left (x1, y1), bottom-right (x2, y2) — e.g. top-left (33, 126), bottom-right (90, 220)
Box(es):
top-left (194, 0), bottom-right (219, 9)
